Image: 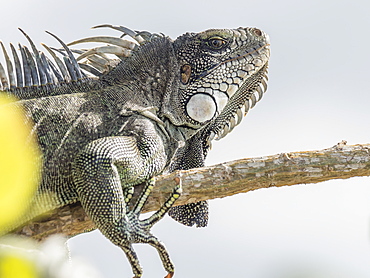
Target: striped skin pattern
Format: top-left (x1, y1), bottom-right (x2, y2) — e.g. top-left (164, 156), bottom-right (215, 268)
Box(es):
top-left (0, 25), bottom-right (270, 277)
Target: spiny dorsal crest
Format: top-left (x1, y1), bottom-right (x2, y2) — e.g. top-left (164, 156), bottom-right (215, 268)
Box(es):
top-left (0, 25), bottom-right (163, 97)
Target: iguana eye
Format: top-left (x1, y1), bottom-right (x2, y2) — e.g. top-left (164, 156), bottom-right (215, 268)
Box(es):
top-left (207, 37), bottom-right (226, 49)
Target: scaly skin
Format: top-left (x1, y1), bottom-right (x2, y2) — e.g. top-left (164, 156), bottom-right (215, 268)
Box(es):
top-left (0, 25), bottom-right (270, 277)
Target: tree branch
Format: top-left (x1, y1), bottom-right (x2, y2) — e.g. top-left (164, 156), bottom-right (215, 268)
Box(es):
top-left (16, 142), bottom-right (370, 240)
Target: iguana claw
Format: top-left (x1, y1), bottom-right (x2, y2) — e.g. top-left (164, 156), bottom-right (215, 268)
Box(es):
top-left (164, 272), bottom-right (174, 278)
top-left (132, 271), bottom-right (174, 278)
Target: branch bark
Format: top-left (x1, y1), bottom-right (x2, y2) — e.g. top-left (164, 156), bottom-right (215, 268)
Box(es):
top-left (16, 142), bottom-right (370, 240)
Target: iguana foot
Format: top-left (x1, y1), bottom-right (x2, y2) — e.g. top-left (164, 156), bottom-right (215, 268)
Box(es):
top-left (121, 215), bottom-right (175, 277)
top-left (119, 179), bottom-right (182, 277)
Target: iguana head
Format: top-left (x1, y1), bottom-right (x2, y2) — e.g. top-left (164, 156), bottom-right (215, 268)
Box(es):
top-left (162, 27), bottom-right (270, 143)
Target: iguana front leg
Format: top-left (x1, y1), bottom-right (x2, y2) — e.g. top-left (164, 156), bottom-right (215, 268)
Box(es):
top-left (71, 119), bottom-right (178, 277)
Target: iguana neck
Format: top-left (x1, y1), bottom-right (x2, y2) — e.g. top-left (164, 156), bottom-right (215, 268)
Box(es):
top-left (101, 36), bottom-right (179, 110)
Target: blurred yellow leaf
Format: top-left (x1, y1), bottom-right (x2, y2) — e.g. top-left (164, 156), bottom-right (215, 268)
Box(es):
top-left (0, 255), bottom-right (37, 278)
top-left (0, 94), bottom-right (41, 233)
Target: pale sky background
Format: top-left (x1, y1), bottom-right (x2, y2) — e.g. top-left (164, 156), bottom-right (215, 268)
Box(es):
top-left (1, 0), bottom-right (370, 277)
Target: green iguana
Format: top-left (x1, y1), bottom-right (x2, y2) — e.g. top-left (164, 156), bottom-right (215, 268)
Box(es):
top-left (0, 25), bottom-right (270, 277)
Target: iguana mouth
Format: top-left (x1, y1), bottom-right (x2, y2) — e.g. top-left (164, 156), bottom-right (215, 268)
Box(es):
top-left (195, 43), bottom-right (270, 81)
top-left (225, 43), bottom-right (271, 63)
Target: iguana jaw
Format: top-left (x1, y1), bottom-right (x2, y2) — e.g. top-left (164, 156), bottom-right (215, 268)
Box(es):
top-left (186, 43), bottom-right (270, 125)
top-left (206, 63), bottom-right (269, 144)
